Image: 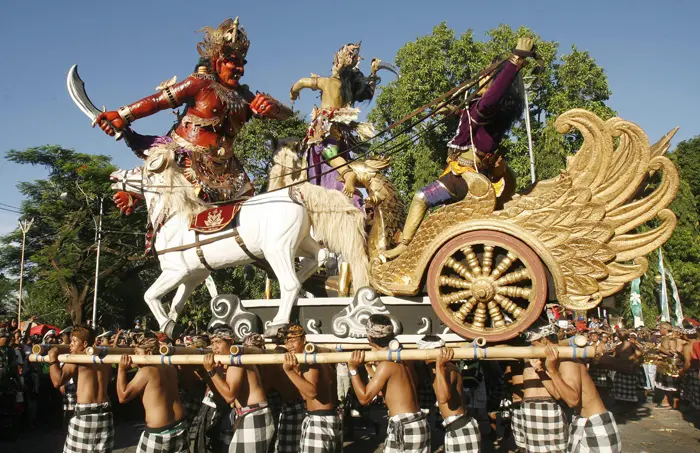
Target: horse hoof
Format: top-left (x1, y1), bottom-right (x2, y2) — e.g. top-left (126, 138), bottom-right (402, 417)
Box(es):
top-left (164, 320), bottom-right (184, 340)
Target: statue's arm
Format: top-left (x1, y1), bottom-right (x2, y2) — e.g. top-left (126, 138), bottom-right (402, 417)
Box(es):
top-left (122, 76), bottom-right (207, 123)
top-left (290, 76), bottom-right (322, 101)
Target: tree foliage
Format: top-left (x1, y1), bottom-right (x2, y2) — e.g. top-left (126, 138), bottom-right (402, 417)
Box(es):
top-left (0, 146), bottom-right (153, 325)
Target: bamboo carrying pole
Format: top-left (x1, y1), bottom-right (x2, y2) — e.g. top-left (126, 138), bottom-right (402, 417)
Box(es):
top-left (160, 345), bottom-right (209, 356)
top-left (32, 344), bottom-right (71, 355)
top-left (86, 346), bottom-right (137, 356)
top-left (28, 345), bottom-right (596, 366)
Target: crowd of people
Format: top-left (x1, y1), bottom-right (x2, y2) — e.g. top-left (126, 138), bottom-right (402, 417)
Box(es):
top-left (0, 314), bottom-right (699, 453)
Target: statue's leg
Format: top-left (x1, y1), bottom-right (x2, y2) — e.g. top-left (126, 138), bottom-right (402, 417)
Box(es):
top-left (144, 270), bottom-right (188, 330)
top-left (264, 247), bottom-right (302, 338)
top-left (168, 272), bottom-right (210, 322)
top-left (296, 236), bottom-right (330, 283)
top-left (380, 191), bottom-right (428, 260)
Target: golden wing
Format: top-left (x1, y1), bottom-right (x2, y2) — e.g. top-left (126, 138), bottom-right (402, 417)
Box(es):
top-left (497, 109), bottom-right (679, 310)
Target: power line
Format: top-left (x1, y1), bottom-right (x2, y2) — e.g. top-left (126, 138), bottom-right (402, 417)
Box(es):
top-left (0, 201), bottom-right (21, 211)
top-left (0, 206), bottom-right (21, 214)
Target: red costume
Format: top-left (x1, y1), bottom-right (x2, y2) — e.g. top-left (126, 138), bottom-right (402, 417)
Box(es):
top-left (96, 18), bottom-right (292, 207)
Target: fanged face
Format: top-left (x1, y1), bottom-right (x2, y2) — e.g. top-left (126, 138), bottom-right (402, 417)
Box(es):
top-left (216, 54), bottom-right (246, 88)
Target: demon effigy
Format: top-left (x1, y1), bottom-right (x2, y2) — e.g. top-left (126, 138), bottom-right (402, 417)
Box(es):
top-left (289, 42), bottom-right (398, 207)
top-left (94, 18), bottom-right (293, 207)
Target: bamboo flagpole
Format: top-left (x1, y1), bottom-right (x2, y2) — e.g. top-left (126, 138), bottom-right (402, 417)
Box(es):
top-left (28, 345), bottom-right (596, 366)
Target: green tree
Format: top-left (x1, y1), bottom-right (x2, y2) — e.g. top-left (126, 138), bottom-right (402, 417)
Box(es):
top-left (0, 146), bottom-right (154, 325)
top-left (368, 23), bottom-right (615, 199)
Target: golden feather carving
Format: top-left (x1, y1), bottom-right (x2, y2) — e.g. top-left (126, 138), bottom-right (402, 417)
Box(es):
top-left (366, 109), bottom-right (679, 311)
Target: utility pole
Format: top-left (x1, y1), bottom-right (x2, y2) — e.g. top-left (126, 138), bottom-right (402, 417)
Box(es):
top-left (17, 218), bottom-right (34, 325)
top-left (91, 196), bottom-right (104, 328)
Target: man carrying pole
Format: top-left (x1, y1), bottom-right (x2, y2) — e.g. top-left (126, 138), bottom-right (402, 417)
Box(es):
top-left (543, 343), bottom-right (622, 453)
top-left (48, 326), bottom-right (114, 453)
top-left (204, 329), bottom-right (273, 453)
top-left (419, 335), bottom-right (480, 452)
top-left (116, 334), bottom-right (189, 453)
top-left (282, 323), bottom-right (341, 453)
top-left (349, 314), bottom-right (430, 453)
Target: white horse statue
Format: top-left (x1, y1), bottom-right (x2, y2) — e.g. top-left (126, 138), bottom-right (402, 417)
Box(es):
top-left (110, 145), bottom-right (369, 338)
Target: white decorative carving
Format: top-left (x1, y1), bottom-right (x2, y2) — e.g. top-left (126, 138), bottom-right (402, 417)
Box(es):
top-left (416, 317), bottom-right (432, 335)
top-left (331, 287), bottom-right (402, 338)
top-left (208, 294), bottom-right (262, 342)
top-left (306, 319), bottom-right (322, 334)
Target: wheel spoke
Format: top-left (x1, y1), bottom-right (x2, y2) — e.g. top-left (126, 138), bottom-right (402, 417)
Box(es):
top-left (453, 297), bottom-right (478, 322)
top-left (487, 301), bottom-right (506, 328)
top-left (441, 289), bottom-right (473, 305)
top-left (460, 246), bottom-right (482, 276)
top-left (444, 257), bottom-right (475, 282)
top-left (495, 268), bottom-right (531, 286)
top-left (439, 275), bottom-right (471, 289)
top-left (496, 286), bottom-right (532, 300)
top-left (494, 294), bottom-right (524, 319)
top-left (472, 302), bottom-right (488, 329)
top-left (481, 245), bottom-right (494, 276)
top-left (490, 252), bottom-right (518, 280)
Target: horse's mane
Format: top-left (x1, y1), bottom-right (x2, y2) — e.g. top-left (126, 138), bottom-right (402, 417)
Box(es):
top-left (268, 142), bottom-right (305, 190)
top-left (145, 146), bottom-right (208, 225)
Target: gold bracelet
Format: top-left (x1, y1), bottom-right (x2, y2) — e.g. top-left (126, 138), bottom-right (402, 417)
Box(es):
top-left (162, 87), bottom-right (179, 108)
top-left (509, 54), bottom-right (525, 68)
top-left (117, 106), bottom-right (135, 125)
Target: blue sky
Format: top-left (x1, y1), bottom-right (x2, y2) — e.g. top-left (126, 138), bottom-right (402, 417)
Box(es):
top-left (1, 1), bottom-right (698, 234)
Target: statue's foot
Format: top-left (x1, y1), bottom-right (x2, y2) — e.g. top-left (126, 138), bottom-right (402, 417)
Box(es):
top-left (163, 320), bottom-right (183, 340)
top-left (379, 243), bottom-right (408, 263)
top-left (264, 322), bottom-right (287, 339)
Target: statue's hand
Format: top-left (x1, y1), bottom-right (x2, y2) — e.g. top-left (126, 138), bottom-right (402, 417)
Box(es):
top-left (289, 89), bottom-right (299, 102)
top-left (342, 172), bottom-right (357, 198)
top-left (250, 93), bottom-right (281, 118)
top-left (93, 111), bottom-right (124, 136)
top-left (113, 191), bottom-right (138, 216)
top-left (515, 37), bottom-right (534, 54)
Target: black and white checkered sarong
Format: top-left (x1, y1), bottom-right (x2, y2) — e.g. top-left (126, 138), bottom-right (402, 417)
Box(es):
top-left (300, 411), bottom-right (342, 453)
top-left (276, 399), bottom-right (305, 453)
top-left (613, 371), bottom-right (640, 402)
top-left (567, 411), bottom-right (621, 453)
top-left (136, 419), bottom-right (189, 453)
top-left (229, 405), bottom-right (274, 453)
top-left (385, 411), bottom-right (430, 453)
top-left (64, 402), bottom-right (114, 453)
top-left (443, 413), bottom-right (480, 452)
top-left (520, 398), bottom-right (568, 453)
top-left (655, 371), bottom-right (679, 392)
top-left (588, 367), bottom-right (610, 388)
top-left (510, 404), bottom-right (526, 449)
top-left (681, 371), bottom-right (700, 409)
top-left (179, 389), bottom-right (201, 429)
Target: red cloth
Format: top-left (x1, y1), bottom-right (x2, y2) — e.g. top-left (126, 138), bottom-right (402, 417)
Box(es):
top-left (29, 323), bottom-right (60, 336)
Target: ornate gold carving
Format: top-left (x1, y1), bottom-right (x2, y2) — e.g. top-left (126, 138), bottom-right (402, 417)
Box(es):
top-left (363, 109), bottom-right (679, 314)
top-left (204, 209), bottom-right (224, 228)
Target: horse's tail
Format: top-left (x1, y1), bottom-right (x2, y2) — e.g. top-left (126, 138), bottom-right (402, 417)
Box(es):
top-left (295, 183), bottom-right (370, 290)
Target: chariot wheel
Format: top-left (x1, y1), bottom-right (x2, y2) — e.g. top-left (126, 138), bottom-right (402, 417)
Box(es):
top-left (426, 231), bottom-right (548, 342)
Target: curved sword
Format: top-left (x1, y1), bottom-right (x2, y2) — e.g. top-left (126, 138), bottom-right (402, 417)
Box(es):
top-left (67, 64), bottom-right (123, 141)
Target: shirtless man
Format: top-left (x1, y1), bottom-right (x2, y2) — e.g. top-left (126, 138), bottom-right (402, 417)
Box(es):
top-left (521, 323), bottom-right (568, 453)
top-left (419, 336), bottom-right (480, 452)
top-left (349, 314), bottom-right (430, 453)
top-left (544, 345), bottom-right (622, 452)
top-left (253, 331), bottom-right (304, 453)
top-left (611, 330), bottom-right (642, 406)
top-left (117, 334), bottom-right (188, 453)
top-left (680, 327), bottom-right (700, 409)
top-left (48, 326), bottom-right (114, 453)
top-left (282, 323), bottom-right (341, 453)
top-left (204, 332), bottom-right (273, 453)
